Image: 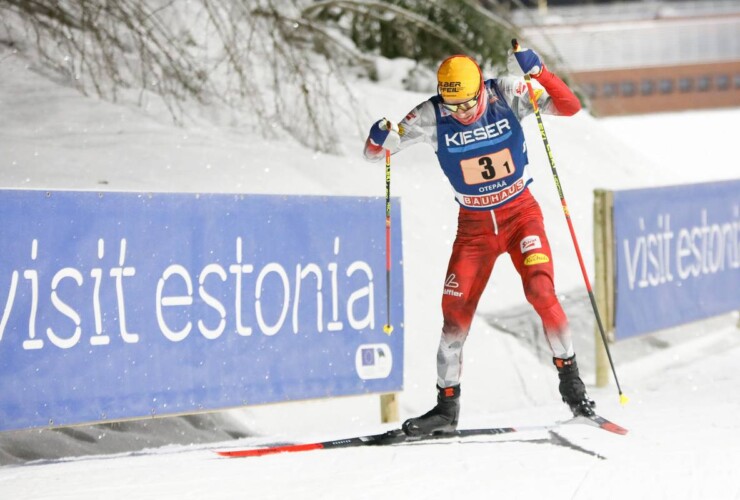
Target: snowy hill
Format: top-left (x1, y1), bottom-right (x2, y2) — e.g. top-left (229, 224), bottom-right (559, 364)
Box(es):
top-left (1, 43), bottom-right (740, 499)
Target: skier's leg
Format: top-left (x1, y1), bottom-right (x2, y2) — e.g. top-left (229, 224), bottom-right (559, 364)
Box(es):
top-left (403, 209), bottom-right (498, 436)
top-left (510, 224), bottom-right (573, 358)
top-left (523, 272), bottom-right (573, 358)
top-left (437, 212), bottom-right (497, 388)
top-left (508, 206), bottom-right (595, 416)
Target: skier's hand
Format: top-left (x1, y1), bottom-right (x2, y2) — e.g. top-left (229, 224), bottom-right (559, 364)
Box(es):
top-left (507, 47), bottom-right (544, 77)
top-left (367, 118), bottom-right (400, 151)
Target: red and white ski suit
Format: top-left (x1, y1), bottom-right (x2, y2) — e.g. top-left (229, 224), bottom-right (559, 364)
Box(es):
top-left (365, 67), bottom-right (581, 388)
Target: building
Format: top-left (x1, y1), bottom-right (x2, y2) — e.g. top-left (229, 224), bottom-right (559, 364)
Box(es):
top-left (513, 0), bottom-right (740, 115)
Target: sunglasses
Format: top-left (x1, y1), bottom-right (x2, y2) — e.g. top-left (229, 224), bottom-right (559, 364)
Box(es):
top-left (441, 93), bottom-right (480, 113)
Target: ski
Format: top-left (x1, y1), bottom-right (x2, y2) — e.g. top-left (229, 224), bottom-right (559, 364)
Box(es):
top-left (566, 414), bottom-right (628, 435)
top-left (215, 413), bottom-right (627, 458)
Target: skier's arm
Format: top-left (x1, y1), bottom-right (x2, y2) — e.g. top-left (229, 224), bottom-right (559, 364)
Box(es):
top-left (531, 67), bottom-right (581, 116)
top-left (363, 101), bottom-right (438, 161)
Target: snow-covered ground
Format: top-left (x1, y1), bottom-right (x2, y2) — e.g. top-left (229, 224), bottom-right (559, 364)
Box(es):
top-left (1, 46), bottom-right (739, 499)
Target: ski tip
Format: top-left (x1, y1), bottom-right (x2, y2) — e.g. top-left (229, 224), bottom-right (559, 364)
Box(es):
top-left (569, 415), bottom-right (629, 436)
top-left (602, 421), bottom-right (629, 435)
top-left (619, 393), bottom-right (630, 406)
top-left (216, 443), bottom-right (324, 458)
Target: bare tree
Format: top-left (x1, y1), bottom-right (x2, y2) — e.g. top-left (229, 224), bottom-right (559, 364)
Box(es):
top-left (0, 0), bottom-right (514, 153)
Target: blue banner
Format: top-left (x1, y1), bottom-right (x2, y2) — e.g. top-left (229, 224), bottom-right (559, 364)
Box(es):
top-left (0, 190), bottom-right (404, 431)
top-left (613, 179), bottom-right (740, 339)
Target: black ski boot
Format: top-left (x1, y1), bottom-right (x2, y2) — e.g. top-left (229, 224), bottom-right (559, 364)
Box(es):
top-left (554, 355), bottom-right (596, 417)
top-left (402, 385), bottom-right (460, 437)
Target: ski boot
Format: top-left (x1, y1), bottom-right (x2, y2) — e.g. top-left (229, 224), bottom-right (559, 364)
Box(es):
top-left (554, 355), bottom-right (596, 417)
top-left (402, 385), bottom-right (460, 437)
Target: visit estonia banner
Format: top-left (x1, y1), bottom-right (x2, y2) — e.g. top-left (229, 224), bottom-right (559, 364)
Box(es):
top-left (0, 190), bottom-right (404, 431)
top-left (612, 179), bottom-right (739, 339)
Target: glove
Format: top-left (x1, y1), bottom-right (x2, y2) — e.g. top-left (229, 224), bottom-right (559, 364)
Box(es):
top-left (507, 47), bottom-right (544, 77)
top-left (367, 118), bottom-right (400, 151)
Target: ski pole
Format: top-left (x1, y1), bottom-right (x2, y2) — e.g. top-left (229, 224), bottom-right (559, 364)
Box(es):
top-left (383, 120), bottom-right (394, 335)
top-left (511, 39), bottom-right (627, 405)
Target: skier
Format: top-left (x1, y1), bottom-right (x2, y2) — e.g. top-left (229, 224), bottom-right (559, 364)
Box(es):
top-left (363, 47), bottom-right (595, 437)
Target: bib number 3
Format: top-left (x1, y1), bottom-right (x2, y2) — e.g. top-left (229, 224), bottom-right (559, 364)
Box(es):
top-left (460, 149), bottom-right (516, 185)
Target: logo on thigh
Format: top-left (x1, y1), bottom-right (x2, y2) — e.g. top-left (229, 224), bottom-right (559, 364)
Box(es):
top-left (524, 253), bottom-right (550, 266)
top-left (444, 273), bottom-right (463, 297)
top-left (520, 235), bottom-right (542, 253)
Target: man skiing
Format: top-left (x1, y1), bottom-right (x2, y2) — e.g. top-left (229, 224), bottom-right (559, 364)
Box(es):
top-left (363, 46), bottom-right (595, 437)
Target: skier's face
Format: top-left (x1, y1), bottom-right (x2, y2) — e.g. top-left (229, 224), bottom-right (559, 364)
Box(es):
top-left (441, 93), bottom-right (479, 113)
top-left (443, 91), bottom-right (480, 122)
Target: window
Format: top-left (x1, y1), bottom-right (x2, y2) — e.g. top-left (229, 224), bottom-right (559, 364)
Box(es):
top-left (602, 82), bottom-right (617, 98)
top-left (581, 83), bottom-right (597, 99)
top-left (716, 74), bottom-right (730, 91)
top-left (658, 79), bottom-right (674, 94)
top-left (678, 78), bottom-right (693, 93)
top-left (620, 81), bottom-right (636, 97)
top-left (697, 76), bottom-right (711, 92)
top-left (640, 79), bottom-right (654, 96)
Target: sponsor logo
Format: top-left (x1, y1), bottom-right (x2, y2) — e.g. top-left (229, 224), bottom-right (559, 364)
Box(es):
top-left (444, 273), bottom-right (463, 297)
top-left (440, 81), bottom-right (462, 92)
top-left (444, 119), bottom-right (511, 148)
top-left (524, 253), bottom-right (550, 266)
top-left (520, 235), bottom-right (542, 253)
top-left (478, 180), bottom-right (509, 193)
top-left (403, 111), bottom-right (418, 126)
top-left (355, 344), bottom-right (393, 380)
top-left (461, 178), bottom-right (525, 208)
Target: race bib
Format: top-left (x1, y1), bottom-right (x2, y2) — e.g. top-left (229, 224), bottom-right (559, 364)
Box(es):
top-left (460, 149), bottom-right (516, 185)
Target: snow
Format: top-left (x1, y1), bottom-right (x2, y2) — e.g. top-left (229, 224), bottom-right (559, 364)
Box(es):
top-left (2, 45), bottom-right (740, 499)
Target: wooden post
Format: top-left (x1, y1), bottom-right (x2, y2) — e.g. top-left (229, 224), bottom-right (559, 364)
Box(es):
top-left (593, 190), bottom-right (615, 388)
top-left (380, 393), bottom-right (398, 423)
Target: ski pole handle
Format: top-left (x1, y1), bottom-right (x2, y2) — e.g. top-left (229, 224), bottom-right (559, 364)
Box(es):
top-left (511, 39), bottom-right (540, 112)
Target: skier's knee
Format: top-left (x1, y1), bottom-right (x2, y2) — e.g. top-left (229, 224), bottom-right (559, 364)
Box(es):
top-left (524, 273), bottom-right (557, 311)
